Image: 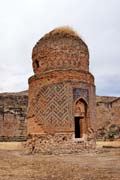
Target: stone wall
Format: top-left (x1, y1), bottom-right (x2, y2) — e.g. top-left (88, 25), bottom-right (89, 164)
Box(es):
top-left (27, 80), bottom-right (95, 135)
top-left (96, 96), bottom-right (120, 140)
top-left (0, 90), bottom-right (120, 141)
top-left (0, 91), bottom-right (28, 141)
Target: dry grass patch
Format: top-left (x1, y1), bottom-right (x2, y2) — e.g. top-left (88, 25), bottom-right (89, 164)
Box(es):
top-left (96, 141), bottom-right (120, 148)
top-left (0, 142), bottom-right (23, 150)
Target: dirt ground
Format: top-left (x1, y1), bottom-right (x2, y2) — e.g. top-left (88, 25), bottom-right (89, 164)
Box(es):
top-left (0, 142), bottom-right (120, 180)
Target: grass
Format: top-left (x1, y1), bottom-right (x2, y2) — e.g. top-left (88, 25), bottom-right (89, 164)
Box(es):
top-left (0, 142), bottom-right (23, 150)
top-left (96, 141), bottom-right (120, 148)
top-left (0, 141), bottom-right (120, 150)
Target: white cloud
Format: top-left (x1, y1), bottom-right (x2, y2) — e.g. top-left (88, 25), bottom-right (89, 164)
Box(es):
top-left (0, 0), bottom-right (120, 96)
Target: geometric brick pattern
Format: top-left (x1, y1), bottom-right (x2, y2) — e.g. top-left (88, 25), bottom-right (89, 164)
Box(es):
top-left (27, 27), bottom-right (96, 148)
top-left (32, 29), bottom-right (89, 74)
top-left (73, 88), bottom-right (89, 103)
top-left (33, 83), bottom-right (70, 129)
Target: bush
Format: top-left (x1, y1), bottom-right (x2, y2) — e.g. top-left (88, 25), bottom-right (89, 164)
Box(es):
top-left (104, 125), bottom-right (119, 141)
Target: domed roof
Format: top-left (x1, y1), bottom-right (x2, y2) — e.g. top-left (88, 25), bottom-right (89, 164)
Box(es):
top-left (32, 26), bottom-right (89, 74)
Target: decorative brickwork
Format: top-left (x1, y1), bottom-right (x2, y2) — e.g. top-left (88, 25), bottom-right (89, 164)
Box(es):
top-left (27, 27), bottom-right (96, 151)
top-left (32, 31), bottom-right (89, 74)
top-left (73, 88), bottom-right (89, 102)
top-left (33, 83), bottom-right (70, 132)
top-left (1, 91), bottom-right (120, 142)
top-left (0, 22), bottom-right (119, 145)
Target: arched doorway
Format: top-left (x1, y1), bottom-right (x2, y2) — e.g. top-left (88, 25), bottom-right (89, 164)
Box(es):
top-left (74, 98), bottom-right (87, 138)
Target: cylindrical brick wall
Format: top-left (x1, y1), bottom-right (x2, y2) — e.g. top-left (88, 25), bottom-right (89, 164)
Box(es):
top-left (27, 27), bottom-right (96, 149)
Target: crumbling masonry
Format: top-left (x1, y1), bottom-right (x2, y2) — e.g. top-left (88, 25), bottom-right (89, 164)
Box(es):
top-left (27, 27), bottom-right (96, 152)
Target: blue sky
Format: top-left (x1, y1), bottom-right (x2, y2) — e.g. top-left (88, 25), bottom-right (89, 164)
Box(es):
top-left (0, 0), bottom-right (120, 96)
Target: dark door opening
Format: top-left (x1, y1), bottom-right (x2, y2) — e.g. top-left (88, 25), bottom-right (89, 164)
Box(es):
top-left (74, 117), bottom-right (80, 138)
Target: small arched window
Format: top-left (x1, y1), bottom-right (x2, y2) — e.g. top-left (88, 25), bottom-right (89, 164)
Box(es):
top-left (74, 98), bottom-right (87, 117)
top-left (35, 59), bottom-right (39, 68)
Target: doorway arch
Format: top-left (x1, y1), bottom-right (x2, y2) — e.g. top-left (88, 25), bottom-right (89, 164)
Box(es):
top-left (74, 98), bottom-right (87, 138)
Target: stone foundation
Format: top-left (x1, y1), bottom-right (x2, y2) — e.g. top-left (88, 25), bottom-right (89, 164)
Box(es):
top-left (26, 132), bottom-right (96, 154)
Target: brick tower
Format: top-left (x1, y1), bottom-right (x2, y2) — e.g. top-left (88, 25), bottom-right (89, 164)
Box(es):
top-left (27, 27), bottom-right (96, 151)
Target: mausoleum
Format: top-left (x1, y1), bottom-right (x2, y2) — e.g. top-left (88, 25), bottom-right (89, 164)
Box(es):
top-left (27, 27), bottom-right (96, 151)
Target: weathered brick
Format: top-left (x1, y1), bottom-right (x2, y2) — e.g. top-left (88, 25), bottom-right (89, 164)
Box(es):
top-left (27, 27), bottom-right (96, 151)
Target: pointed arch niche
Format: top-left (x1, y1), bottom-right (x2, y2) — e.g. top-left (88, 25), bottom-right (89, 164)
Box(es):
top-left (74, 98), bottom-right (88, 138)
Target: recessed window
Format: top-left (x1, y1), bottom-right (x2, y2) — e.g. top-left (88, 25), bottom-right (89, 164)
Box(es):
top-left (35, 59), bottom-right (39, 68)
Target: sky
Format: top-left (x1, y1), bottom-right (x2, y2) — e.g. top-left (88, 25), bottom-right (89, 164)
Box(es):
top-left (0, 0), bottom-right (120, 96)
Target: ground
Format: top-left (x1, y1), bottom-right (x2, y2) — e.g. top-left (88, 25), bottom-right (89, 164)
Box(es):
top-left (0, 142), bottom-right (120, 180)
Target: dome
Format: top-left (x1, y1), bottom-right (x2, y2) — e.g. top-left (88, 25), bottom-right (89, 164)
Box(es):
top-left (32, 26), bottom-right (89, 74)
